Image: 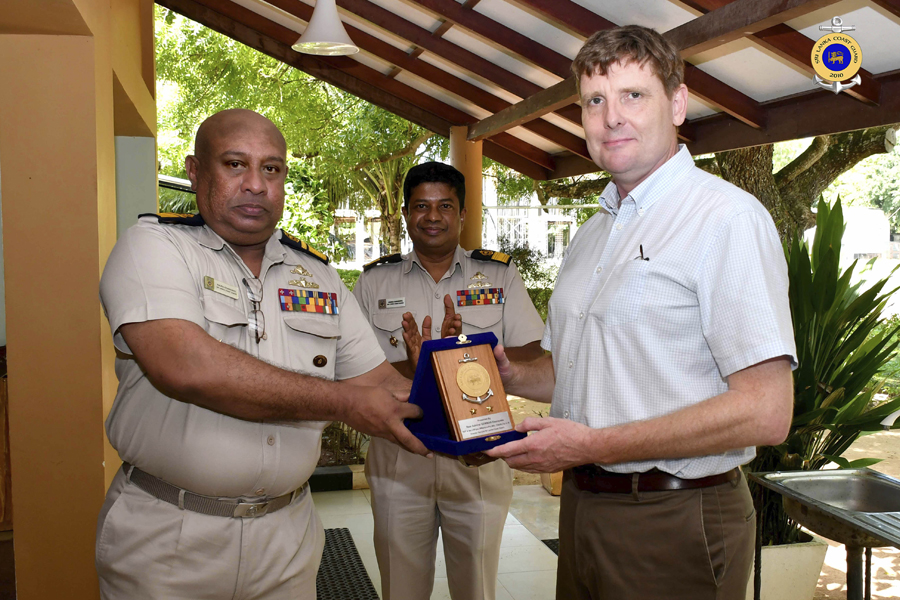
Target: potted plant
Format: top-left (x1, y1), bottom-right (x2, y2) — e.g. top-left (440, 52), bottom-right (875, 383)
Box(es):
top-left (746, 199), bottom-right (900, 599)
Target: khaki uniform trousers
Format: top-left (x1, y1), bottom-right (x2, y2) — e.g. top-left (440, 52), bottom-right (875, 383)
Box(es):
top-left (96, 468), bottom-right (324, 600)
top-left (366, 437), bottom-right (514, 600)
top-left (557, 470), bottom-right (756, 600)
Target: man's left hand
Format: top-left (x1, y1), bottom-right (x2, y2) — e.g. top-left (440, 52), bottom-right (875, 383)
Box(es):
top-left (486, 417), bottom-right (595, 473)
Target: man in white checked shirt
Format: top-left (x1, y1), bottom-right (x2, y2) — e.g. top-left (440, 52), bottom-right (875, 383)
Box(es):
top-left (487, 26), bottom-right (797, 600)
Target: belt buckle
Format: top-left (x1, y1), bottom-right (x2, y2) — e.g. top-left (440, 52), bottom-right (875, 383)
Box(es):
top-left (234, 500), bottom-right (270, 518)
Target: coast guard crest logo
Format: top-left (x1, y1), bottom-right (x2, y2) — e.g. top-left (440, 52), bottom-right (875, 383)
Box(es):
top-left (811, 17), bottom-right (863, 94)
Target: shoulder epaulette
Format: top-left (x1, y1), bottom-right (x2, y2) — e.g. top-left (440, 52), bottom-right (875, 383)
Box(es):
top-left (471, 249), bottom-right (512, 266)
top-left (279, 230), bottom-right (329, 264)
top-left (140, 212), bottom-right (205, 226)
top-left (363, 253), bottom-right (402, 272)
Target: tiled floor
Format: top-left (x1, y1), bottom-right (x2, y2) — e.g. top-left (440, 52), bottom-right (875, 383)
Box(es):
top-left (313, 484), bottom-right (561, 600)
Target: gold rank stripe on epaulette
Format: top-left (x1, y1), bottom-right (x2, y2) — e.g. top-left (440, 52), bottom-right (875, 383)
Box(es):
top-left (140, 212), bottom-right (206, 226)
top-left (471, 249), bottom-right (512, 266)
top-left (279, 230), bottom-right (329, 264)
top-left (363, 253), bottom-right (402, 272)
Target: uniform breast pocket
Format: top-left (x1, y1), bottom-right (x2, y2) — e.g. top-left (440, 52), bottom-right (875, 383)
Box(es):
top-left (202, 297), bottom-right (248, 346)
top-left (460, 306), bottom-right (503, 336)
top-left (592, 260), bottom-right (650, 325)
top-left (283, 315), bottom-right (339, 379)
top-left (372, 311), bottom-right (411, 362)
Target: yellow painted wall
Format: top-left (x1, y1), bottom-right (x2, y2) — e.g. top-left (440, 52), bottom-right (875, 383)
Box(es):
top-left (0, 1), bottom-right (155, 597)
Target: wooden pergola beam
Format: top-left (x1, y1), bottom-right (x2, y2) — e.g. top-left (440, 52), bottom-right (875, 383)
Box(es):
top-left (666, 0), bottom-right (841, 56)
top-left (468, 79), bottom-right (576, 141)
top-left (679, 0), bottom-right (880, 105)
top-left (467, 0), bottom-right (775, 140)
top-left (335, 0), bottom-right (583, 127)
top-left (157, 0), bottom-right (557, 178)
top-left (263, 0), bottom-right (590, 158)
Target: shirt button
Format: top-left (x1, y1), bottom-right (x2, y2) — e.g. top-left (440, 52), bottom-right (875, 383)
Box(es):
top-left (596, 266), bottom-right (602, 273)
top-left (638, 209), bottom-right (645, 216)
top-left (434, 292), bottom-right (440, 299)
top-left (568, 361), bottom-right (574, 368)
top-left (564, 411), bottom-right (569, 418)
top-left (579, 312), bottom-right (584, 319)
top-left (267, 435), bottom-right (275, 446)
top-left (616, 223), bottom-right (623, 231)
top-left (255, 488), bottom-right (265, 496)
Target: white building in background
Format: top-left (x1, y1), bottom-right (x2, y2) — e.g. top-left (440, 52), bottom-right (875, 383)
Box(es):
top-left (805, 205), bottom-right (900, 317)
top-left (333, 178), bottom-right (581, 270)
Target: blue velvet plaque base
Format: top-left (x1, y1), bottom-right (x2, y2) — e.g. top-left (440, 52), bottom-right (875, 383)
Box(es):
top-left (405, 332), bottom-right (526, 456)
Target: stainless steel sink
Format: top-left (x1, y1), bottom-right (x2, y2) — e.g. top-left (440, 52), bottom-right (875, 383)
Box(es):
top-left (750, 469), bottom-right (900, 600)
top-left (780, 471), bottom-right (900, 513)
top-left (753, 469), bottom-right (900, 547)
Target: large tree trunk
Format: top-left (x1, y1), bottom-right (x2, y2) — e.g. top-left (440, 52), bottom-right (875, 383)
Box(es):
top-left (714, 145), bottom-right (801, 236)
top-left (383, 209), bottom-right (403, 254)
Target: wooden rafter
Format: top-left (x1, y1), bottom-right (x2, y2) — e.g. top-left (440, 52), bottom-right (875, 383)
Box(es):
top-left (335, 0), bottom-right (583, 126)
top-left (678, 0), bottom-right (880, 105)
top-left (408, 0), bottom-right (572, 77)
top-left (871, 0), bottom-right (900, 19)
top-left (469, 0), bottom-right (774, 140)
top-left (664, 0), bottom-right (842, 56)
top-left (157, 0), bottom-right (557, 179)
top-left (263, 0), bottom-right (590, 158)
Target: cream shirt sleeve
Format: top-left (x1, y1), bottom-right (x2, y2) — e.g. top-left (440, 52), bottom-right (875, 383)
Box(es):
top-left (500, 261), bottom-right (545, 348)
top-left (334, 274), bottom-right (386, 380)
top-left (99, 221), bottom-right (206, 355)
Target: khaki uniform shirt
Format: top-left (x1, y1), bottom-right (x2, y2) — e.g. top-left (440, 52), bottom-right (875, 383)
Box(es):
top-left (352, 246), bottom-right (545, 362)
top-left (99, 215), bottom-right (384, 498)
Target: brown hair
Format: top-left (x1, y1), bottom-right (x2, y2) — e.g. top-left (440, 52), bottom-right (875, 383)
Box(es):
top-left (572, 25), bottom-right (684, 98)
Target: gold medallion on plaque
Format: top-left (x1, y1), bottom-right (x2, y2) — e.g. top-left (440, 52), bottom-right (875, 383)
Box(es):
top-left (457, 362), bottom-right (491, 398)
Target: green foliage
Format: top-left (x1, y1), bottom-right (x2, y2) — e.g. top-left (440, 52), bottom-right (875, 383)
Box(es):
top-left (496, 238), bottom-right (557, 321)
top-left (155, 7), bottom-right (435, 253)
top-left (158, 186), bottom-right (197, 214)
top-left (749, 198), bottom-right (900, 546)
top-left (337, 269), bottom-right (361, 291)
top-left (497, 237), bottom-right (558, 289)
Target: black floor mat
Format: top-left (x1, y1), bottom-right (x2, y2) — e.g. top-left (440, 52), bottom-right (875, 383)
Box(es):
top-left (316, 528), bottom-right (379, 600)
top-left (542, 538), bottom-right (560, 555)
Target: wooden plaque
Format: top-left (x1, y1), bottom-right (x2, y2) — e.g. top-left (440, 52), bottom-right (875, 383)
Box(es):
top-left (430, 342), bottom-right (514, 441)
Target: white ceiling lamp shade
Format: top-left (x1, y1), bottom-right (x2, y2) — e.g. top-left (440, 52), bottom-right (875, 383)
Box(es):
top-left (292, 0), bottom-right (359, 56)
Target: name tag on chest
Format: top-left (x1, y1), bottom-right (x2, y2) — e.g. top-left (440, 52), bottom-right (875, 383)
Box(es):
top-left (378, 297), bottom-right (406, 309)
top-left (203, 276), bottom-right (239, 300)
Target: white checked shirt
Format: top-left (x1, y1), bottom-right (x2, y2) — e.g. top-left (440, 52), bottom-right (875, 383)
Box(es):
top-left (543, 146), bottom-right (797, 478)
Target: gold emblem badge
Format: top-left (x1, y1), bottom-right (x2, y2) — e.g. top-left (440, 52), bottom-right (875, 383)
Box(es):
top-left (468, 271), bottom-right (491, 289)
top-left (289, 279), bottom-right (320, 289)
top-left (291, 265), bottom-right (312, 277)
top-left (389, 335), bottom-right (399, 347)
top-left (457, 363), bottom-right (491, 398)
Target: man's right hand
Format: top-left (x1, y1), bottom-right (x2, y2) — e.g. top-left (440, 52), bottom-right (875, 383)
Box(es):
top-left (342, 385), bottom-right (430, 457)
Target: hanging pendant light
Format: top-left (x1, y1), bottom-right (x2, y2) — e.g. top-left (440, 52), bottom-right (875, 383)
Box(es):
top-left (292, 0), bottom-right (359, 56)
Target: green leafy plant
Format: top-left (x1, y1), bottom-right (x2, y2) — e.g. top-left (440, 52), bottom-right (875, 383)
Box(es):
top-left (749, 199), bottom-right (900, 546)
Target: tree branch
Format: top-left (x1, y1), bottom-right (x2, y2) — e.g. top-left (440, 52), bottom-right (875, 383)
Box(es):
top-left (352, 134), bottom-right (434, 171)
top-left (539, 176), bottom-right (611, 200)
top-left (778, 125), bottom-right (900, 230)
top-left (775, 136), bottom-right (831, 187)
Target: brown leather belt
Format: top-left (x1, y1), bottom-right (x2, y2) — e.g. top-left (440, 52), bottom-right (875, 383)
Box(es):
top-left (567, 464), bottom-right (741, 494)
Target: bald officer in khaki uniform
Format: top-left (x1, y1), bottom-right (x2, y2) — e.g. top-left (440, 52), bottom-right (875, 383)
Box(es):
top-left (97, 109), bottom-right (427, 600)
top-left (352, 162), bottom-right (545, 600)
